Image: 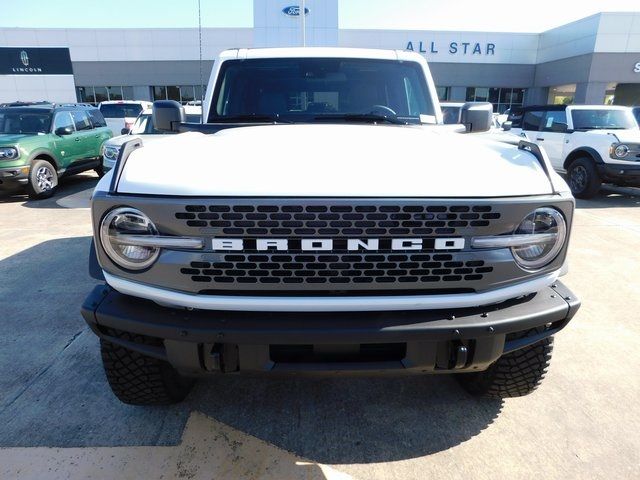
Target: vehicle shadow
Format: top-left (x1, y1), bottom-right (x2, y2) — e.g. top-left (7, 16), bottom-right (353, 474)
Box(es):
top-left (0, 237), bottom-right (502, 466)
top-left (187, 374), bottom-right (503, 464)
top-left (575, 186), bottom-right (640, 209)
top-left (0, 172), bottom-right (98, 209)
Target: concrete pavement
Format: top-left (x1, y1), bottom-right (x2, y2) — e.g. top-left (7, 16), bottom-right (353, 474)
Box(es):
top-left (0, 174), bottom-right (638, 479)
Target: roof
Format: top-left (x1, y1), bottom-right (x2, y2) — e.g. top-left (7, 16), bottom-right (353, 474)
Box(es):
top-left (219, 47), bottom-right (425, 63)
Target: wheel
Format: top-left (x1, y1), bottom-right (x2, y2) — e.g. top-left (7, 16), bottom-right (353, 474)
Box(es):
top-left (94, 164), bottom-right (105, 178)
top-left (457, 329), bottom-right (554, 399)
top-left (567, 157), bottom-right (601, 199)
top-left (100, 329), bottom-right (195, 405)
top-left (26, 159), bottom-right (58, 199)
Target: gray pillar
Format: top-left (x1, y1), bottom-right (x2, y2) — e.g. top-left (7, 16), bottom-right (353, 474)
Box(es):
top-left (524, 87), bottom-right (548, 106)
top-left (574, 82), bottom-right (608, 105)
top-left (449, 86), bottom-right (467, 102)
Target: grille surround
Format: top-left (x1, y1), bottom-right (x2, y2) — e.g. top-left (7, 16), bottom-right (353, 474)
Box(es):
top-left (91, 194), bottom-right (574, 295)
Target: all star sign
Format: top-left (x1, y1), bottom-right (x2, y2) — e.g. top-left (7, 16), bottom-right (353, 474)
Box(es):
top-left (282, 5), bottom-right (309, 16)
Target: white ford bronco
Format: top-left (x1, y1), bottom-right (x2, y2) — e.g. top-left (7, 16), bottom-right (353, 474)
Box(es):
top-left (82, 48), bottom-right (580, 405)
top-left (507, 104), bottom-right (640, 198)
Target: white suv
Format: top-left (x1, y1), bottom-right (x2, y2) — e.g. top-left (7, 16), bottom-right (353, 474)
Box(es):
top-left (508, 105), bottom-right (640, 198)
top-left (98, 100), bottom-right (153, 137)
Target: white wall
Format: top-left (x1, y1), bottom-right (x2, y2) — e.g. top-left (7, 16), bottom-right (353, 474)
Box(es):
top-left (0, 75), bottom-right (76, 103)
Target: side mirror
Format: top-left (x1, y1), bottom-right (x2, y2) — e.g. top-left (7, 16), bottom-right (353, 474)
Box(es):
top-left (152, 100), bottom-right (185, 132)
top-left (460, 102), bottom-right (493, 133)
top-left (121, 127), bottom-right (130, 135)
top-left (55, 126), bottom-right (73, 136)
top-left (502, 121), bottom-right (512, 131)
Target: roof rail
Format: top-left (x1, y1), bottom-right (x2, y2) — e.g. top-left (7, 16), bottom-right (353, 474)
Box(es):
top-left (0, 101), bottom-right (53, 107)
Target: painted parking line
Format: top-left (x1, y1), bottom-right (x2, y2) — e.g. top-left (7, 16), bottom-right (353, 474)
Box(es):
top-left (0, 412), bottom-right (354, 480)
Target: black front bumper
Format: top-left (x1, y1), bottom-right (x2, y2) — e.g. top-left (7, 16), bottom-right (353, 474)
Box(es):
top-left (0, 166), bottom-right (29, 191)
top-left (81, 282), bottom-right (580, 375)
top-left (598, 163), bottom-right (640, 186)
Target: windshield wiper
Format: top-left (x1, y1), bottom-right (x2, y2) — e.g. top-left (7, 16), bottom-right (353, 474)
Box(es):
top-left (313, 113), bottom-right (406, 125)
top-left (212, 114), bottom-right (293, 123)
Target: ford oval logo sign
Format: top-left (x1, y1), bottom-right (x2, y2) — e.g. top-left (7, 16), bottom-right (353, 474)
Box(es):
top-left (282, 5), bottom-right (309, 16)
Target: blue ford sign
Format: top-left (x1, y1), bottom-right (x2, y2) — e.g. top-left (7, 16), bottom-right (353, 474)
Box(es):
top-left (282, 5), bottom-right (309, 16)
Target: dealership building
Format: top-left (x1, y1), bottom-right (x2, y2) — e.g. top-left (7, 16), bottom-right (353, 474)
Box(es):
top-left (0, 0), bottom-right (639, 111)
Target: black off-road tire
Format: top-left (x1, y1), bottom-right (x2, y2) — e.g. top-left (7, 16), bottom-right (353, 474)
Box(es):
top-left (26, 158), bottom-right (58, 199)
top-left (100, 330), bottom-right (195, 405)
top-left (457, 330), bottom-right (554, 399)
top-left (567, 157), bottom-right (601, 199)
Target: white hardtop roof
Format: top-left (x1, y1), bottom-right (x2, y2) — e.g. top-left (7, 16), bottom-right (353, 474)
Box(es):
top-left (218, 47), bottom-right (424, 63)
top-left (567, 105), bottom-right (631, 110)
top-left (99, 100), bottom-right (152, 105)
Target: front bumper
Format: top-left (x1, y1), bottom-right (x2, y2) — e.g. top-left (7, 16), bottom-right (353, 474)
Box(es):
top-left (0, 165), bottom-right (29, 190)
top-left (598, 163), bottom-right (640, 186)
top-left (81, 282), bottom-right (580, 375)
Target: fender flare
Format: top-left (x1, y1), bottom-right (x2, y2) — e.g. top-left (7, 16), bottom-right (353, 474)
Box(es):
top-left (27, 148), bottom-right (60, 171)
top-left (563, 147), bottom-right (604, 170)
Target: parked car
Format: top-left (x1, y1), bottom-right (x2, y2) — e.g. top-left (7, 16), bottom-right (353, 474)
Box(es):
top-left (101, 105), bottom-right (202, 172)
top-left (0, 102), bottom-right (112, 199)
top-left (98, 100), bottom-right (152, 137)
top-left (631, 106), bottom-right (640, 126)
top-left (82, 47), bottom-right (579, 406)
top-left (508, 105), bottom-right (640, 198)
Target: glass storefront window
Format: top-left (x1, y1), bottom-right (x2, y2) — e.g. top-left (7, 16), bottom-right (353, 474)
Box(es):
top-left (604, 82), bottom-right (617, 105)
top-left (122, 86), bottom-right (134, 100)
top-left (548, 84), bottom-right (576, 105)
top-left (153, 86), bottom-right (167, 100)
top-left (466, 87), bottom-right (526, 112)
top-left (166, 86), bottom-right (180, 101)
top-left (107, 86), bottom-right (123, 101)
top-left (179, 85), bottom-right (195, 103)
top-left (93, 86), bottom-right (108, 103)
top-left (436, 86), bottom-right (450, 101)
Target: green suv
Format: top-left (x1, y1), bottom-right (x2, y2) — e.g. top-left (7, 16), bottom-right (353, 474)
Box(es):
top-left (0, 102), bottom-right (112, 199)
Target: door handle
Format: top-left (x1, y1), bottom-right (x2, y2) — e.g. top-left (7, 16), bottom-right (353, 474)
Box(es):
top-left (536, 137), bottom-right (544, 141)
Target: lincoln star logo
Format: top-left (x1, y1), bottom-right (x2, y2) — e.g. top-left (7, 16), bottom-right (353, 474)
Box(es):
top-left (20, 50), bottom-right (29, 66)
top-left (211, 238), bottom-right (465, 252)
top-left (282, 5), bottom-right (309, 16)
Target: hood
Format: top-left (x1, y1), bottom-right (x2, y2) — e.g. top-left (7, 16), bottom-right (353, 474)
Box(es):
top-left (585, 129), bottom-right (640, 143)
top-left (105, 133), bottom-right (175, 148)
top-left (0, 133), bottom-right (32, 144)
top-left (116, 124), bottom-right (555, 198)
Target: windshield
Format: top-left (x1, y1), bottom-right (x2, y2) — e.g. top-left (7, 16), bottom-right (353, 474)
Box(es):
top-left (131, 114), bottom-right (201, 134)
top-left (211, 58), bottom-right (435, 123)
top-left (0, 110), bottom-right (51, 134)
top-left (571, 109), bottom-right (637, 130)
top-left (100, 103), bottom-right (143, 119)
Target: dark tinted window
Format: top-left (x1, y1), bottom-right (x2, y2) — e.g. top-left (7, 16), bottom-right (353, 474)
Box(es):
top-left (633, 107), bottom-right (640, 125)
top-left (542, 110), bottom-right (567, 132)
top-left (441, 106), bottom-right (461, 124)
top-left (507, 107), bottom-right (523, 128)
top-left (571, 109), bottom-right (637, 130)
top-left (522, 110), bottom-right (544, 131)
top-left (0, 110), bottom-right (51, 134)
top-left (71, 110), bottom-right (92, 131)
top-left (99, 103), bottom-right (143, 118)
top-left (53, 112), bottom-right (74, 132)
top-left (87, 108), bottom-right (107, 127)
top-left (212, 58), bottom-right (435, 122)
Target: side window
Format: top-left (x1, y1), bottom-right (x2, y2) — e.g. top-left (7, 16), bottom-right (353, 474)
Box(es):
top-left (87, 109), bottom-right (107, 127)
top-left (522, 110), bottom-right (544, 131)
top-left (507, 108), bottom-right (523, 128)
top-left (52, 112), bottom-right (75, 132)
top-left (71, 110), bottom-right (92, 131)
top-left (542, 110), bottom-right (568, 133)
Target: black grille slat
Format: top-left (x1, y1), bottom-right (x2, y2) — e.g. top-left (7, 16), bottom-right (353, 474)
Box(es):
top-left (181, 255), bottom-right (491, 286)
top-left (175, 203), bottom-right (501, 237)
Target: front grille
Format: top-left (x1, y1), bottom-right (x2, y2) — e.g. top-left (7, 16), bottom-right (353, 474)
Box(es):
top-left (175, 204), bottom-right (501, 237)
top-left (180, 252), bottom-right (493, 289)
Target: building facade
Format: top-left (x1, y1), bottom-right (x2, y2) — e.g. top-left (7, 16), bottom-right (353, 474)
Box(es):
top-left (0, 0), bottom-right (639, 110)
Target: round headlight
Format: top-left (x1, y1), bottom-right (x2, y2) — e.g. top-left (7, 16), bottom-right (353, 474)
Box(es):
top-left (100, 207), bottom-right (159, 270)
top-left (511, 208), bottom-right (567, 270)
top-left (614, 144), bottom-right (630, 158)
